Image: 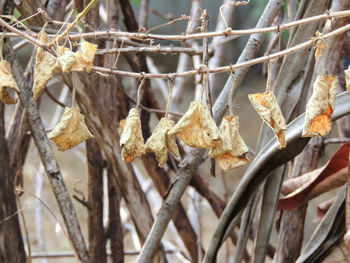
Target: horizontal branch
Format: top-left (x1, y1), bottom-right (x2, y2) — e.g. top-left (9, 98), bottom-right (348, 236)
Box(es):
top-left (1, 11), bottom-right (350, 80)
top-left (91, 22), bottom-right (350, 79)
top-left (31, 250), bottom-right (180, 258)
top-left (2, 10), bottom-right (350, 43)
top-left (96, 45), bottom-right (203, 55)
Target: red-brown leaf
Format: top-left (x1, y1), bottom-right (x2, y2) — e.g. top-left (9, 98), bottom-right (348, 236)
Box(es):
top-left (278, 143), bottom-right (350, 210)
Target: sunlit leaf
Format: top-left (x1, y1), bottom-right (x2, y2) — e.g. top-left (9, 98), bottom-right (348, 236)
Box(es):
top-left (209, 116), bottom-right (249, 171)
top-left (120, 108), bottom-right (145, 162)
top-left (33, 29), bottom-right (61, 100)
top-left (248, 90), bottom-right (286, 149)
top-left (145, 117), bottom-right (179, 167)
top-left (168, 101), bottom-right (219, 148)
top-left (48, 107), bottom-right (93, 151)
top-left (302, 75), bottom-right (338, 137)
top-left (0, 60), bottom-right (19, 104)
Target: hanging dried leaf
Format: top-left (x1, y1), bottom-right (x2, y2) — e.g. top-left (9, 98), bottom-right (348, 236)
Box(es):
top-left (209, 116), bottom-right (249, 171)
top-left (120, 108), bottom-right (145, 162)
top-left (248, 90), bottom-right (286, 149)
top-left (168, 101), bottom-right (219, 148)
top-left (57, 48), bottom-right (84, 73)
top-left (81, 41), bottom-right (97, 73)
top-left (314, 36), bottom-right (327, 60)
top-left (0, 60), bottom-right (19, 104)
top-left (345, 66), bottom-right (350, 92)
top-left (48, 107), bottom-right (93, 151)
top-left (302, 75), bottom-right (338, 137)
top-left (145, 118), bottom-right (180, 167)
top-left (33, 29), bottom-right (61, 100)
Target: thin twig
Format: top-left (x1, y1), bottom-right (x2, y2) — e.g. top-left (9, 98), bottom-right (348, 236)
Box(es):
top-left (90, 23), bottom-right (350, 79)
top-left (31, 249), bottom-right (181, 258)
top-left (45, 88), bottom-right (69, 108)
top-left (95, 45), bottom-right (203, 55)
top-left (124, 92), bottom-right (183, 117)
top-left (48, 0), bottom-right (96, 46)
top-left (16, 195), bottom-right (32, 263)
top-left (1, 10), bottom-right (349, 42)
top-left (324, 138), bottom-right (350, 144)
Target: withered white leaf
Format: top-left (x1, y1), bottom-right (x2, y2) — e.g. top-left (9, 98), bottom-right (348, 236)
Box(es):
top-left (0, 60), bottom-right (19, 104)
top-left (145, 117), bottom-right (179, 167)
top-left (314, 37), bottom-right (327, 60)
top-left (81, 41), bottom-right (97, 73)
top-left (33, 29), bottom-right (61, 100)
top-left (120, 108), bottom-right (145, 162)
top-left (209, 116), bottom-right (249, 171)
top-left (345, 65), bottom-right (350, 92)
top-left (249, 90), bottom-right (286, 149)
top-left (48, 107), bottom-right (93, 151)
top-left (302, 75), bottom-right (338, 137)
top-left (57, 48), bottom-right (84, 73)
top-left (168, 101), bottom-right (219, 148)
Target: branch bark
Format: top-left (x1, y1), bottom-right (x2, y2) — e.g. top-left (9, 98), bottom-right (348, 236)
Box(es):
top-left (0, 104), bottom-right (26, 263)
top-left (4, 39), bottom-right (90, 263)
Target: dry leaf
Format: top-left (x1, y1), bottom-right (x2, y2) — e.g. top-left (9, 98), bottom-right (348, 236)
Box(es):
top-left (278, 143), bottom-right (349, 210)
top-left (145, 117), bottom-right (180, 167)
top-left (81, 41), bottom-right (97, 73)
top-left (248, 90), bottom-right (286, 149)
top-left (0, 60), bottom-right (19, 104)
top-left (345, 65), bottom-right (350, 92)
top-left (168, 101), bottom-right (219, 148)
top-left (120, 108), bottom-right (145, 162)
top-left (33, 29), bottom-right (61, 100)
top-left (48, 107), bottom-right (93, 151)
top-left (314, 36), bottom-right (327, 60)
top-left (57, 48), bottom-right (84, 73)
top-left (302, 75), bottom-right (338, 137)
top-left (209, 116), bottom-right (249, 171)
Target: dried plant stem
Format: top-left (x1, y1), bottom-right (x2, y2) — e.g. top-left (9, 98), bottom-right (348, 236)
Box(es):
top-left (49, 10), bottom-right (350, 41)
top-left (228, 71), bottom-right (235, 116)
top-left (90, 22), bottom-right (350, 79)
top-left (1, 12), bottom-right (350, 81)
top-left (1, 10), bottom-right (350, 48)
top-left (48, 0), bottom-right (96, 46)
top-left (95, 46), bottom-right (203, 55)
top-left (16, 196), bottom-right (32, 263)
top-left (3, 41), bottom-right (90, 263)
